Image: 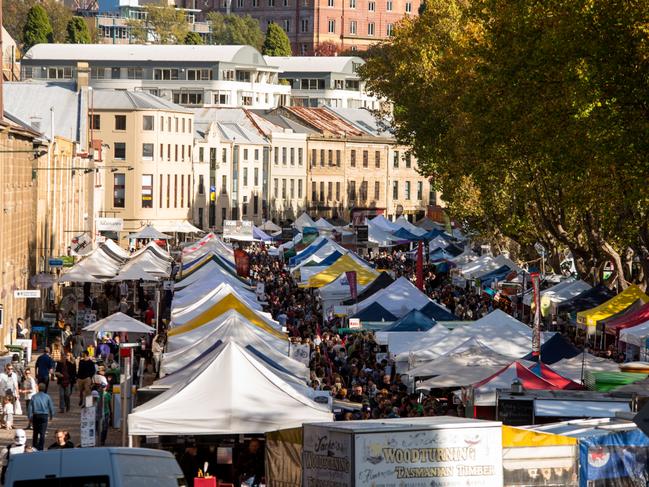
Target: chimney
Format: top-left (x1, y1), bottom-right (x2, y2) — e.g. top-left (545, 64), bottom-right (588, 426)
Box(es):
top-left (76, 61), bottom-right (90, 90)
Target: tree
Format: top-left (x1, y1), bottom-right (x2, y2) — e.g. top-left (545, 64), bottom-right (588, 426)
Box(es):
top-left (359, 0), bottom-right (649, 289)
top-left (207, 12), bottom-right (263, 50)
top-left (65, 16), bottom-right (91, 44)
top-left (314, 41), bottom-right (339, 56)
top-left (22, 4), bottom-right (53, 52)
top-left (4, 0), bottom-right (73, 48)
top-left (184, 31), bottom-right (203, 45)
top-left (262, 22), bottom-right (292, 56)
top-left (127, 2), bottom-right (188, 44)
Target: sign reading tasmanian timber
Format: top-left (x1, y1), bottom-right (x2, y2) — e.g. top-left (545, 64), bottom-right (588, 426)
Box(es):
top-left (354, 427), bottom-right (502, 486)
top-left (303, 425), bottom-right (353, 487)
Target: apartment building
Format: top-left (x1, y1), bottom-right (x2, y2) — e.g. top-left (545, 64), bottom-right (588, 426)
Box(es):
top-left (265, 55), bottom-right (379, 110)
top-left (262, 106), bottom-right (432, 222)
top-left (89, 89), bottom-right (196, 240)
top-left (200, 0), bottom-right (421, 54)
top-left (21, 44), bottom-right (291, 109)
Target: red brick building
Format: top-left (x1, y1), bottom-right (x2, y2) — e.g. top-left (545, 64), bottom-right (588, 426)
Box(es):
top-left (193, 0), bottom-right (420, 55)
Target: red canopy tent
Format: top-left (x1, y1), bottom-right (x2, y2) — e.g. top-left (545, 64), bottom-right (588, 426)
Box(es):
top-left (531, 362), bottom-right (584, 390)
top-left (604, 301), bottom-right (649, 336)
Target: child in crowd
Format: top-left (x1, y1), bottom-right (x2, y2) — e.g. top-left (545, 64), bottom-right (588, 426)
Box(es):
top-left (3, 395), bottom-right (14, 429)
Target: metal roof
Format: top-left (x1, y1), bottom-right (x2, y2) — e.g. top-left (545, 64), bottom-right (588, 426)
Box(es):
top-left (23, 44), bottom-right (270, 66)
top-left (282, 107), bottom-right (365, 137)
top-left (249, 109), bottom-right (318, 135)
top-left (192, 108), bottom-right (268, 145)
top-left (264, 56), bottom-right (364, 75)
top-left (326, 107), bottom-right (394, 138)
top-left (92, 89), bottom-right (192, 113)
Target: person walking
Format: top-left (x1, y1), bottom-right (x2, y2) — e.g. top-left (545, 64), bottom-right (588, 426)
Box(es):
top-left (48, 429), bottom-right (74, 449)
top-left (27, 383), bottom-right (54, 451)
top-left (20, 368), bottom-right (36, 430)
top-left (76, 351), bottom-right (95, 406)
top-left (54, 352), bottom-right (76, 413)
top-left (35, 348), bottom-right (55, 393)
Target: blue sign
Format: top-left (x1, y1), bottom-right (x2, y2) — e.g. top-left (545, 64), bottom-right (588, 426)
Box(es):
top-left (48, 258), bottom-right (64, 268)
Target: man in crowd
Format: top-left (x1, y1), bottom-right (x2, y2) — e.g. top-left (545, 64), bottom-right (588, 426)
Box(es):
top-left (35, 348), bottom-right (55, 393)
top-left (55, 352), bottom-right (76, 413)
top-left (27, 383), bottom-right (54, 451)
top-left (48, 429), bottom-right (74, 449)
top-left (76, 351), bottom-right (95, 406)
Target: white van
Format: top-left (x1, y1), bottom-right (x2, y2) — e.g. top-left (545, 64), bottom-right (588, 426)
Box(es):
top-left (4, 447), bottom-right (186, 486)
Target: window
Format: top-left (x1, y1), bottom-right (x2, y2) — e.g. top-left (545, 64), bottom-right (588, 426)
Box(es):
top-left (301, 19), bottom-right (309, 32)
top-left (174, 174), bottom-right (178, 207)
top-left (360, 181), bottom-right (368, 201)
top-left (328, 0), bottom-right (334, 5)
top-left (222, 148), bottom-right (228, 163)
top-left (290, 147), bottom-right (295, 165)
top-left (141, 174), bottom-right (153, 208)
top-left (320, 149), bottom-right (325, 166)
top-left (180, 175), bottom-right (185, 207)
top-left (417, 181), bottom-right (423, 200)
top-left (290, 179), bottom-right (295, 199)
top-left (350, 150), bottom-right (356, 167)
top-left (405, 181), bottom-right (411, 199)
top-left (368, 1), bottom-right (375, 10)
top-left (336, 182), bottom-right (340, 200)
top-left (374, 181), bottom-right (380, 200)
top-left (111, 67), bottom-right (121, 79)
top-left (142, 143), bottom-right (154, 160)
top-left (393, 150), bottom-right (400, 168)
top-left (328, 150), bottom-right (333, 166)
top-left (327, 181), bottom-right (333, 200)
top-left (298, 179), bottom-right (303, 198)
top-left (336, 150), bottom-right (341, 166)
top-left (143, 116), bottom-right (154, 131)
top-left (91, 67), bottom-right (105, 79)
top-left (300, 79), bottom-right (326, 90)
top-left (243, 148), bottom-right (249, 161)
top-left (350, 21), bottom-right (357, 35)
top-left (375, 150), bottom-right (381, 168)
top-left (349, 0), bottom-right (356, 7)
top-left (311, 148), bottom-right (317, 166)
top-left (199, 147), bottom-right (204, 163)
top-left (405, 154), bottom-right (412, 168)
top-left (405, 1), bottom-right (412, 12)
top-left (199, 175), bottom-right (205, 194)
top-left (254, 167), bottom-right (259, 186)
top-left (255, 149), bottom-right (259, 160)
top-left (268, 0), bottom-right (275, 5)
top-left (387, 0), bottom-right (392, 10)
top-left (274, 147), bottom-right (279, 165)
top-left (127, 67), bottom-right (143, 79)
top-left (282, 147), bottom-right (287, 165)
top-left (328, 19), bottom-right (336, 33)
top-left (47, 67), bottom-right (73, 79)
top-left (243, 196), bottom-right (248, 216)
top-left (182, 119), bottom-right (186, 133)
top-left (89, 114), bottom-right (100, 130)
top-left (167, 144), bottom-right (171, 161)
top-left (243, 167), bottom-right (248, 187)
top-left (154, 68), bottom-right (179, 80)
top-left (160, 144), bottom-right (164, 159)
top-left (253, 0), bottom-right (258, 5)
top-left (298, 148), bottom-right (303, 165)
top-left (214, 92), bottom-right (230, 105)
top-left (362, 150), bottom-right (369, 167)
top-left (160, 174), bottom-right (163, 207)
top-left (113, 173), bottom-right (125, 208)
top-left (368, 22), bottom-right (375, 36)
top-left (187, 69), bottom-right (213, 80)
top-left (274, 178), bottom-right (279, 198)
top-left (312, 182), bottom-right (317, 201)
top-left (114, 143), bottom-right (126, 160)
top-left (387, 23), bottom-right (394, 36)
top-left (319, 181), bottom-right (324, 201)
top-left (349, 181), bottom-right (356, 200)
top-left (115, 115), bottom-right (126, 130)
top-left (167, 174), bottom-right (171, 207)
top-left (283, 19), bottom-right (291, 32)
top-left (283, 0), bottom-right (289, 5)
top-left (392, 180), bottom-right (399, 199)
top-left (175, 145), bottom-right (178, 161)
top-left (282, 179), bottom-right (287, 198)
top-left (173, 91), bottom-right (203, 106)
top-left (222, 175), bottom-right (228, 193)
top-left (236, 70), bottom-right (251, 82)
top-left (253, 195), bottom-right (259, 214)
top-left (241, 94), bottom-right (253, 106)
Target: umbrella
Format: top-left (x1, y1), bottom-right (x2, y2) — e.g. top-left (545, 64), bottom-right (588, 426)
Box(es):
top-left (83, 312), bottom-right (155, 334)
top-left (128, 225), bottom-right (172, 240)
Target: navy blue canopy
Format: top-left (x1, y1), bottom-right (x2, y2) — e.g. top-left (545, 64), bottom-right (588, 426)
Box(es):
top-left (352, 302), bottom-right (398, 322)
top-left (382, 309), bottom-right (436, 332)
top-left (421, 229), bottom-right (453, 241)
top-left (522, 333), bottom-right (581, 364)
top-left (420, 301), bottom-right (459, 321)
top-left (392, 227), bottom-right (422, 241)
top-left (556, 284), bottom-right (615, 314)
top-left (342, 272), bottom-right (394, 305)
top-left (479, 265), bottom-right (515, 287)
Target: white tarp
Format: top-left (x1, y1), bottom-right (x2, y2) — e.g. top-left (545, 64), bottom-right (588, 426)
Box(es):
top-left (128, 341), bottom-right (332, 436)
top-left (378, 325), bottom-right (451, 356)
top-left (394, 216), bottom-right (428, 237)
top-left (83, 312), bottom-right (154, 334)
top-left (370, 215), bottom-right (400, 233)
top-left (294, 213), bottom-right (316, 231)
top-left (522, 278), bottom-right (591, 307)
top-left (315, 218), bottom-right (335, 231)
top-left (171, 283), bottom-right (262, 325)
top-left (550, 354), bottom-right (620, 382)
top-left (620, 319), bottom-right (649, 347)
top-left (354, 277), bottom-right (433, 318)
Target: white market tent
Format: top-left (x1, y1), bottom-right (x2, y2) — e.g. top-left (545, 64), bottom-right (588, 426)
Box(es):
top-left (57, 266), bottom-right (105, 283)
top-left (293, 213), bottom-right (316, 231)
top-left (550, 354), bottom-right (620, 382)
top-left (354, 277), bottom-right (433, 318)
top-left (450, 248), bottom-right (478, 265)
top-left (153, 220), bottom-right (203, 234)
top-left (172, 266), bottom-right (255, 309)
top-left (102, 238), bottom-right (130, 259)
top-left (620, 319), bottom-right (649, 347)
top-left (171, 283), bottom-right (263, 324)
top-left (522, 278), bottom-right (591, 307)
top-left (394, 216), bottom-right (427, 237)
top-left (379, 325), bottom-right (451, 356)
top-left (128, 225), bottom-right (172, 240)
top-left (315, 217), bottom-right (335, 231)
top-left (368, 222), bottom-right (398, 247)
top-left (128, 341), bottom-right (333, 436)
top-left (83, 312), bottom-right (154, 334)
top-left (260, 220), bottom-right (281, 233)
top-left (429, 236), bottom-right (450, 252)
top-left (109, 266), bottom-right (159, 282)
top-left (370, 215), bottom-right (400, 233)
top-left (161, 312), bottom-right (298, 377)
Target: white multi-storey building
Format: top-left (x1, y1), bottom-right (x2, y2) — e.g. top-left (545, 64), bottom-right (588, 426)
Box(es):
top-left (21, 44), bottom-right (291, 109)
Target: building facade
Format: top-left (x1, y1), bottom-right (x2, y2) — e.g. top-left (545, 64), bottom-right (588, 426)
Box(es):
top-left (21, 44), bottom-right (291, 110)
top-left (199, 0), bottom-right (421, 54)
top-left (89, 89), bottom-right (196, 241)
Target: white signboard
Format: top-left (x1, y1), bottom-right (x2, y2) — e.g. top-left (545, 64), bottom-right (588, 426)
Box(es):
top-left (71, 232), bottom-right (93, 256)
top-left (14, 290), bottom-right (41, 299)
top-left (303, 425), bottom-right (353, 487)
top-left (290, 343), bottom-right (311, 367)
top-left (96, 217), bottom-right (124, 232)
top-left (80, 406), bottom-right (96, 447)
top-left (348, 318), bottom-right (361, 330)
top-left (354, 427), bottom-right (503, 486)
top-left (223, 220), bottom-right (254, 240)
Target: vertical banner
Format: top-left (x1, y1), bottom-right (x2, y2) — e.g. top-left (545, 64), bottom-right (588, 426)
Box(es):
top-left (233, 248), bottom-right (250, 278)
top-left (345, 271), bottom-right (358, 301)
top-left (531, 272), bottom-right (541, 357)
top-left (416, 240), bottom-right (424, 290)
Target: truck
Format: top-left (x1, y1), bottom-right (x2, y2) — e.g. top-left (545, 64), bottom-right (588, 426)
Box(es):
top-left (302, 416), bottom-right (503, 487)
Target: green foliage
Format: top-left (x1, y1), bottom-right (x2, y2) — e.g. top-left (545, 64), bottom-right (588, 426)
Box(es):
top-left (359, 0), bottom-right (649, 287)
top-left (5, 0), bottom-right (73, 49)
top-left (65, 17), bottom-right (91, 44)
top-left (262, 22), bottom-right (292, 56)
top-left (22, 4), bottom-right (53, 52)
top-left (207, 12), bottom-right (264, 50)
top-left (183, 31), bottom-right (203, 45)
top-left (127, 2), bottom-right (188, 44)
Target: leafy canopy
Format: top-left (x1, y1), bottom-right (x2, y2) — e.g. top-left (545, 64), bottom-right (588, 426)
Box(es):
top-left (207, 12), bottom-right (263, 50)
top-left (22, 4), bottom-right (54, 52)
top-left (65, 17), bottom-right (91, 44)
top-left (262, 23), bottom-right (292, 56)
